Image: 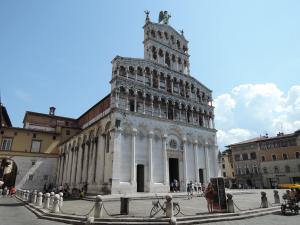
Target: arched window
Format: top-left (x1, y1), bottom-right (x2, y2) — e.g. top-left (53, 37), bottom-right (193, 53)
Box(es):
top-left (274, 166), bottom-right (279, 173)
top-left (164, 32), bottom-right (169, 40)
top-left (119, 66), bottom-right (126, 77)
top-left (176, 40), bottom-right (181, 49)
top-left (157, 30), bottom-right (162, 38)
top-left (283, 153), bottom-right (288, 160)
top-left (272, 154), bottom-right (277, 161)
top-left (263, 167), bottom-right (268, 174)
top-left (296, 152), bottom-right (300, 159)
top-left (151, 30), bottom-right (156, 38)
top-left (285, 165), bottom-right (290, 173)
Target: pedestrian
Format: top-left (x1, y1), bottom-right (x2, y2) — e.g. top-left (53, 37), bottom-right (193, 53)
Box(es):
top-left (204, 182), bottom-right (214, 213)
top-left (174, 179), bottom-right (178, 192)
top-left (187, 181), bottom-right (193, 199)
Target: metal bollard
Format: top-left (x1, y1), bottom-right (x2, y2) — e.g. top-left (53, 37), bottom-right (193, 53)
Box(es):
top-left (49, 192), bottom-right (55, 206)
top-left (32, 190), bottom-right (37, 204)
top-left (59, 192), bottom-right (64, 207)
top-left (226, 193), bottom-right (234, 213)
top-left (261, 191), bottom-right (268, 208)
top-left (94, 195), bottom-right (103, 218)
top-left (165, 194), bottom-right (174, 218)
top-left (36, 192), bottom-right (43, 207)
top-left (43, 193), bottom-right (50, 210)
top-left (273, 190), bottom-right (280, 204)
top-left (51, 194), bottom-right (60, 213)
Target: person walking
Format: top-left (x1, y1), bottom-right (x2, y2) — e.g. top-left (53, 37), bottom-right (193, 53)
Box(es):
top-left (204, 182), bottom-right (214, 213)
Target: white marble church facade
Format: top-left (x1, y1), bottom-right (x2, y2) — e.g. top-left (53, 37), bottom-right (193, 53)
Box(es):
top-left (56, 12), bottom-right (218, 194)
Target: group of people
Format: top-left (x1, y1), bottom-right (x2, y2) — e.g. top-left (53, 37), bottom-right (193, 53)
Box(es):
top-left (0, 158), bottom-right (16, 197)
top-left (286, 188), bottom-right (300, 203)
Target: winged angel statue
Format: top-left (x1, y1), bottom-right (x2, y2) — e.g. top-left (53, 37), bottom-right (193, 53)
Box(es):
top-left (158, 11), bottom-right (171, 24)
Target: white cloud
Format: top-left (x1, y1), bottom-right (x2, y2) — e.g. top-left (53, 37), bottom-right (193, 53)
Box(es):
top-left (215, 83), bottom-right (300, 150)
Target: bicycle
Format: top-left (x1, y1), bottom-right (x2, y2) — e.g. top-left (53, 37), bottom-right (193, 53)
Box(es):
top-left (150, 195), bottom-right (180, 217)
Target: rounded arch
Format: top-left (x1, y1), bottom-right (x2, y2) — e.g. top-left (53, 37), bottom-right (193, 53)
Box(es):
top-left (0, 157), bottom-right (18, 188)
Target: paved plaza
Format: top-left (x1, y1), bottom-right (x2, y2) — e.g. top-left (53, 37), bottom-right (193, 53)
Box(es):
top-left (0, 189), bottom-right (299, 225)
top-left (59, 189), bottom-right (287, 218)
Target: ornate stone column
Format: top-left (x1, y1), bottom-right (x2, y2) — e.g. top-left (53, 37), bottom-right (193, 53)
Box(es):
top-left (204, 143), bottom-right (210, 183)
top-left (148, 131), bottom-right (154, 186)
top-left (93, 137), bottom-right (99, 183)
top-left (59, 154), bottom-right (65, 185)
top-left (178, 104), bottom-right (182, 121)
top-left (63, 151), bottom-right (69, 184)
top-left (69, 148), bottom-right (74, 185)
top-left (193, 140), bottom-right (199, 183)
top-left (134, 90), bottom-right (137, 113)
top-left (81, 143), bottom-right (86, 183)
top-left (88, 140), bottom-right (95, 184)
top-left (150, 73), bottom-right (153, 87)
top-left (162, 134), bottom-right (168, 185)
top-left (115, 89), bottom-right (120, 108)
top-left (166, 101), bottom-right (169, 119)
top-left (56, 155), bottom-right (61, 185)
top-left (158, 97), bottom-right (162, 118)
top-left (125, 88), bottom-right (129, 111)
top-left (172, 102), bottom-right (175, 120)
top-left (143, 93), bottom-right (146, 114)
top-left (150, 95), bottom-right (154, 116)
top-left (131, 128), bottom-right (137, 184)
top-left (73, 146), bottom-right (79, 185)
top-left (182, 137), bottom-right (188, 188)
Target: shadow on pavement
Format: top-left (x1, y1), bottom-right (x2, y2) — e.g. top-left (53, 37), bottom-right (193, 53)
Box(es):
top-left (0, 202), bottom-right (25, 207)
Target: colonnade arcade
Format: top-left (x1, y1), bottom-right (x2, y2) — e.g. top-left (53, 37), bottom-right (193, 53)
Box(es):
top-left (56, 124), bottom-right (110, 188)
top-left (114, 86), bottom-right (215, 129)
top-left (114, 64), bottom-right (212, 105)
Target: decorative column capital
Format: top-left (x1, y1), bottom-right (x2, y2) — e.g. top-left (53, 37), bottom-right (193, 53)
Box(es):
top-left (162, 134), bottom-right (168, 139)
top-left (149, 130), bottom-right (154, 138)
top-left (193, 140), bottom-right (198, 145)
top-left (182, 136), bottom-right (187, 143)
top-left (132, 128), bottom-right (138, 136)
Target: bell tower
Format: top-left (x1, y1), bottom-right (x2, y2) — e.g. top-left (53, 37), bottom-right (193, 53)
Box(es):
top-left (143, 11), bottom-right (190, 75)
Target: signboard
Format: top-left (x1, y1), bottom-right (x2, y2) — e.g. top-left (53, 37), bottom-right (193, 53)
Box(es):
top-left (210, 177), bottom-right (227, 211)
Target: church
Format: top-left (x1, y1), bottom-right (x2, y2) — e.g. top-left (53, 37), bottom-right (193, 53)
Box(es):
top-left (56, 12), bottom-right (219, 194)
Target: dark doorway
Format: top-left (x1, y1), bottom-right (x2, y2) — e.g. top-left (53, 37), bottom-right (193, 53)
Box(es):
top-left (136, 164), bottom-right (144, 192)
top-left (199, 169), bottom-right (204, 184)
top-left (169, 158), bottom-right (179, 188)
top-left (0, 159), bottom-right (18, 188)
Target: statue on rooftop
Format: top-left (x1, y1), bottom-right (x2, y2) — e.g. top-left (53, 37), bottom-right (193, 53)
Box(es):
top-left (158, 11), bottom-right (171, 25)
top-left (144, 10), bottom-right (150, 23)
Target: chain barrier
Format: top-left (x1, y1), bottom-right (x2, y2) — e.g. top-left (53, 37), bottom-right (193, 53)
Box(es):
top-left (233, 201), bottom-right (249, 211)
top-left (58, 204), bottom-right (95, 217)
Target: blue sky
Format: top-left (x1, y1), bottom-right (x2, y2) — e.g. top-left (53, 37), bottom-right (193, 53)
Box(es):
top-left (1, 0), bottom-right (300, 149)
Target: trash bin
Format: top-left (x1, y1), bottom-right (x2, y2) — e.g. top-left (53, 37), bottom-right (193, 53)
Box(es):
top-left (120, 197), bottom-right (129, 215)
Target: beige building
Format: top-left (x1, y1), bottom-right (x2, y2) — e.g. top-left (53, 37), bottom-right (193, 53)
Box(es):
top-left (227, 130), bottom-right (300, 189)
top-left (219, 149), bottom-right (236, 188)
top-left (259, 131), bottom-right (300, 188)
top-left (0, 105), bottom-right (80, 190)
top-left (227, 138), bottom-right (263, 188)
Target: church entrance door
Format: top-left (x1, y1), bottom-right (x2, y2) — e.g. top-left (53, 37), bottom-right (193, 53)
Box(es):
top-left (199, 169), bottom-right (204, 184)
top-left (136, 164), bottom-right (144, 192)
top-left (169, 158), bottom-right (179, 190)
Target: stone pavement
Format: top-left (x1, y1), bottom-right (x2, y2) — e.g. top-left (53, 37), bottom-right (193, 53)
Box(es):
top-left (60, 189), bottom-right (287, 218)
top-left (210, 213), bottom-right (300, 225)
top-left (0, 197), bottom-right (65, 225)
